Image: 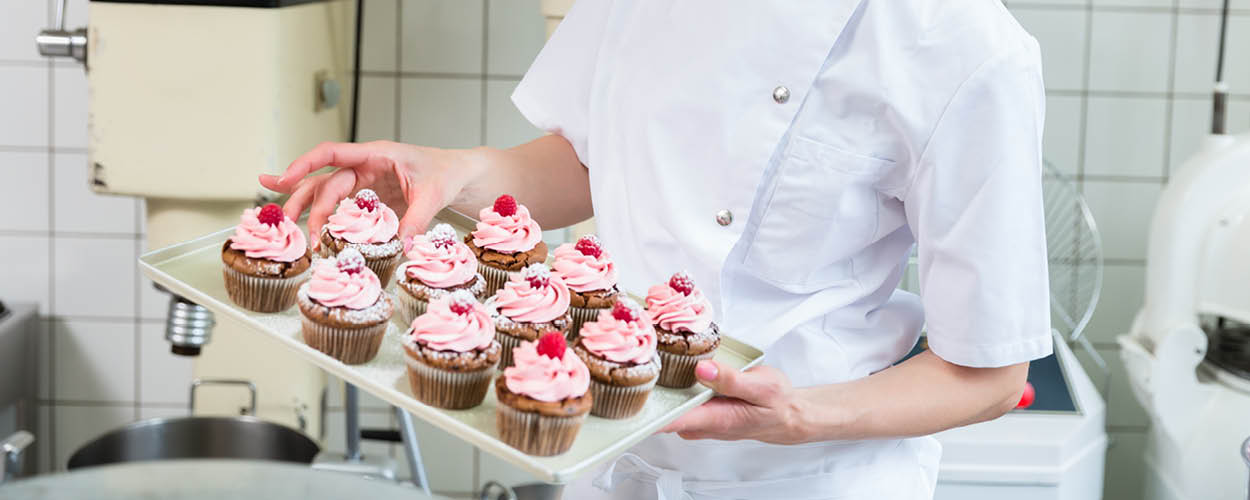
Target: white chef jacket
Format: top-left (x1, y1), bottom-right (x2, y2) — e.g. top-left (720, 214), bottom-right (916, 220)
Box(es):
top-left (512, 0), bottom-right (1053, 498)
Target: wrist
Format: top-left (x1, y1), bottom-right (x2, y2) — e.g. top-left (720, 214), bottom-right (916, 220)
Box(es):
top-left (791, 387), bottom-right (856, 442)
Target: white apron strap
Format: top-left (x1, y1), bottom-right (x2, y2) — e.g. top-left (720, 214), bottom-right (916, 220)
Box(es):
top-left (594, 453), bottom-right (852, 500)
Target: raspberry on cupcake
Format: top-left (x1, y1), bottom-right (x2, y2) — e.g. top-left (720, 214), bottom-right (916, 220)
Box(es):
top-left (403, 290), bottom-right (501, 409)
top-left (645, 271), bottom-right (721, 388)
top-left (495, 331), bottom-right (592, 456)
top-left (486, 263), bottom-right (572, 368)
top-left (395, 223), bottom-right (488, 325)
top-left (551, 234), bottom-right (620, 338)
top-left (221, 203), bottom-right (313, 312)
top-left (572, 299), bottom-right (660, 419)
top-left (318, 189), bottom-right (404, 283)
top-left (466, 194), bottom-right (548, 295)
top-left (297, 248), bottom-right (394, 364)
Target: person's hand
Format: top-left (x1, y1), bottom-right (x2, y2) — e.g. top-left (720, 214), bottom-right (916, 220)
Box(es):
top-left (258, 141), bottom-right (485, 243)
top-left (658, 360), bottom-right (812, 445)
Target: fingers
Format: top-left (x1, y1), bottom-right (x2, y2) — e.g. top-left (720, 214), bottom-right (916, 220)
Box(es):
top-left (258, 174), bottom-right (287, 193)
top-left (695, 361), bottom-right (787, 407)
top-left (282, 176), bottom-right (322, 221)
top-left (397, 182), bottom-right (448, 242)
top-left (658, 397), bottom-right (752, 440)
top-left (275, 142), bottom-right (381, 192)
top-left (306, 169), bottom-right (359, 239)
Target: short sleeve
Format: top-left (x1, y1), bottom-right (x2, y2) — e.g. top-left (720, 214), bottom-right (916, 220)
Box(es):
top-left (904, 41), bottom-right (1053, 368)
top-left (510, 0), bottom-right (612, 166)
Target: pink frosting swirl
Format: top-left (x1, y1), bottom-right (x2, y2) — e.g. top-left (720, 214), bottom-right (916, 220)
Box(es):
top-left (327, 196), bottom-right (399, 244)
top-left (404, 226), bottom-right (478, 288)
top-left (305, 258), bottom-right (382, 309)
top-left (551, 243), bottom-right (618, 293)
top-left (229, 207), bottom-right (307, 262)
top-left (471, 205), bottom-right (542, 254)
top-left (579, 308), bottom-right (657, 364)
top-left (408, 293), bottom-right (494, 352)
top-left (504, 340), bottom-right (590, 402)
top-left (492, 266), bottom-right (570, 323)
top-left (645, 284), bottom-right (714, 334)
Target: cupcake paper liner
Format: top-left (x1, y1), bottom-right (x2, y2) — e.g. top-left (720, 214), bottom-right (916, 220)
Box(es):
top-left (657, 349), bottom-right (717, 389)
top-left (404, 353), bottom-right (496, 409)
top-left (394, 287), bottom-right (430, 327)
top-left (567, 306), bottom-right (607, 341)
top-left (477, 263), bottom-right (511, 297)
top-left (222, 266), bottom-right (308, 313)
top-left (588, 376), bottom-right (656, 419)
top-left (496, 404), bottom-right (585, 456)
top-left (495, 330), bottom-right (524, 369)
top-left (300, 317), bottom-right (388, 365)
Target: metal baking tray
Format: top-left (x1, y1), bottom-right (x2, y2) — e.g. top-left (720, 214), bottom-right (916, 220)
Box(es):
top-left (138, 210), bottom-right (765, 483)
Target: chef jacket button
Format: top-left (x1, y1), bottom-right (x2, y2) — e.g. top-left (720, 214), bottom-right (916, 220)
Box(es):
top-left (716, 209), bottom-right (733, 226)
top-left (772, 86), bottom-right (790, 104)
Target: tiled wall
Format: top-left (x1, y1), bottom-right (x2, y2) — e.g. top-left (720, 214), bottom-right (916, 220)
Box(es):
top-left (1006, 0), bottom-right (1250, 498)
top-left (4, 0), bottom-right (1248, 497)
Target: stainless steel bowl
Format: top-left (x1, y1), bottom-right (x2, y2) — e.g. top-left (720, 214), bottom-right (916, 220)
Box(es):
top-left (67, 416), bottom-right (320, 469)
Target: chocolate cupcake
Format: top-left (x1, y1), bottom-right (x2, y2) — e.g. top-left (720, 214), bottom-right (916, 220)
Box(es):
top-left (465, 194), bottom-right (547, 295)
top-left (318, 189), bottom-right (404, 283)
top-left (221, 203), bottom-right (313, 312)
top-left (496, 332), bottom-right (592, 456)
top-left (403, 290), bottom-right (501, 409)
top-left (395, 223), bottom-right (487, 325)
top-left (486, 263), bottom-right (572, 368)
top-left (645, 272), bottom-right (720, 388)
top-left (551, 235), bottom-right (620, 338)
top-left (297, 249), bottom-right (394, 364)
top-left (572, 300), bottom-right (660, 419)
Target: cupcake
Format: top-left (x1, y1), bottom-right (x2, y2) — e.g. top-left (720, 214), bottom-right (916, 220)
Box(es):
top-left (403, 290), bottom-right (501, 409)
top-left (496, 332), bottom-right (592, 456)
top-left (297, 249), bottom-right (394, 364)
top-left (645, 272), bottom-right (720, 388)
top-left (487, 263), bottom-right (572, 368)
top-left (318, 189), bottom-right (404, 283)
top-left (466, 194), bottom-right (548, 295)
top-left (572, 300), bottom-right (660, 419)
top-left (395, 223), bottom-right (487, 325)
top-left (221, 203), bottom-right (313, 312)
top-left (551, 235), bottom-right (620, 338)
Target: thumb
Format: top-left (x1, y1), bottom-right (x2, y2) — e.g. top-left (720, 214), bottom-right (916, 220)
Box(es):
top-left (695, 361), bottom-right (784, 406)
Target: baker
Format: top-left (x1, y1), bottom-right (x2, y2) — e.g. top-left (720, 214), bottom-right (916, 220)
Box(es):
top-left (262, 1), bottom-right (1050, 498)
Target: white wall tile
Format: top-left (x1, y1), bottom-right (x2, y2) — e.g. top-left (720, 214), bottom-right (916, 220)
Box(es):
top-left (1174, 14), bottom-right (1250, 95)
top-left (1088, 11), bottom-right (1174, 93)
top-left (486, 0), bottom-right (546, 76)
top-left (52, 66), bottom-right (87, 149)
top-left (358, 76), bottom-right (398, 142)
top-left (37, 320), bottom-right (52, 400)
top-left (399, 78), bottom-right (483, 148)
top-left (1091, 0), bottom-right (1172, 7)
top-left (51, 404), bottom-right (134, 471)
top-left (322, 408), bottom-right (392, 461)
top-left (485, 79), bottom-right (541, 149)
top-left (137, 322), bottom-right (193, 405)
top-left (52, 236), bottom-right (137, 317)
top-left (361, 0), bottom-right (399, 72)
top-left (1081, 180), bottom-right (1162, 260)
top-left (1176, 0), bottom-right (1250, 8)
top-left (0, 151), bottom-right (50, 232)
top-left (394, 416), bottom-right (476, 492)
top-left (0, 0), bottom-right (48, 62)
top-left (1083, 96), bottom-right (1168, 177)
top-left (53, 152), bottom-right (138, 234)
top-left (1012, 8), bottom-right (1088, 91)
top-left (0, 66), bottom-right (49, 147)
top-left (1104, 431), bottom-right (1148, 500)
top-left (137, 238), bottom-right (170, 321)
top-left (0, 235), bottom-right (51, 315)
top-left (52, 319), bottom-right (137, 403)
top-left (1083, 264), bottom-right (1145, 344)
top-left (138, 406), bottom-right (187, 420)
top-left (1043, 95), bottom-right (1083, 175)
top-left (401, 0), bottom-right (485, 74)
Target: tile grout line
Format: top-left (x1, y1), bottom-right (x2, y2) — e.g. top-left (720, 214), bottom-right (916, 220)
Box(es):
top-left (45, 0), bottom-right (59, 465)
top-left (1161, 0), bottom-right (1181, 180)
top-left (480, 0), bottom-right (490, 147)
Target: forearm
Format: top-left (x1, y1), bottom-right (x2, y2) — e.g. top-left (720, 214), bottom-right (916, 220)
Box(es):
top-left (795, 351), bottom-right (1027, 441)
top-left (451, 134), bottom-right (592, 229)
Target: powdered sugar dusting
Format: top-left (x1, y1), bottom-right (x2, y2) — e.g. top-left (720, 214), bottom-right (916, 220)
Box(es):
top-left (427, 223), bottom-right (458, 247)
top-left (521, 263), bottom-right (551, 288)
top-left (336, 248), bottom-right (367, 274)
top-left (449, 289), bottom-right (478, 309)
top-left (298, 284), bottom-right (393, 324)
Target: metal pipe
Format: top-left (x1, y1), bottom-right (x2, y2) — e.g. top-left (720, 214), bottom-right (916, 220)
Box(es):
top-left (1, 431), bottom-right (35, 484)
top-left (1212, 0), bottom-right (1232, 134)
top-left (344, 384), bottom-right (362, 462)
top-left (394, 407), bottom-right (431, 496)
